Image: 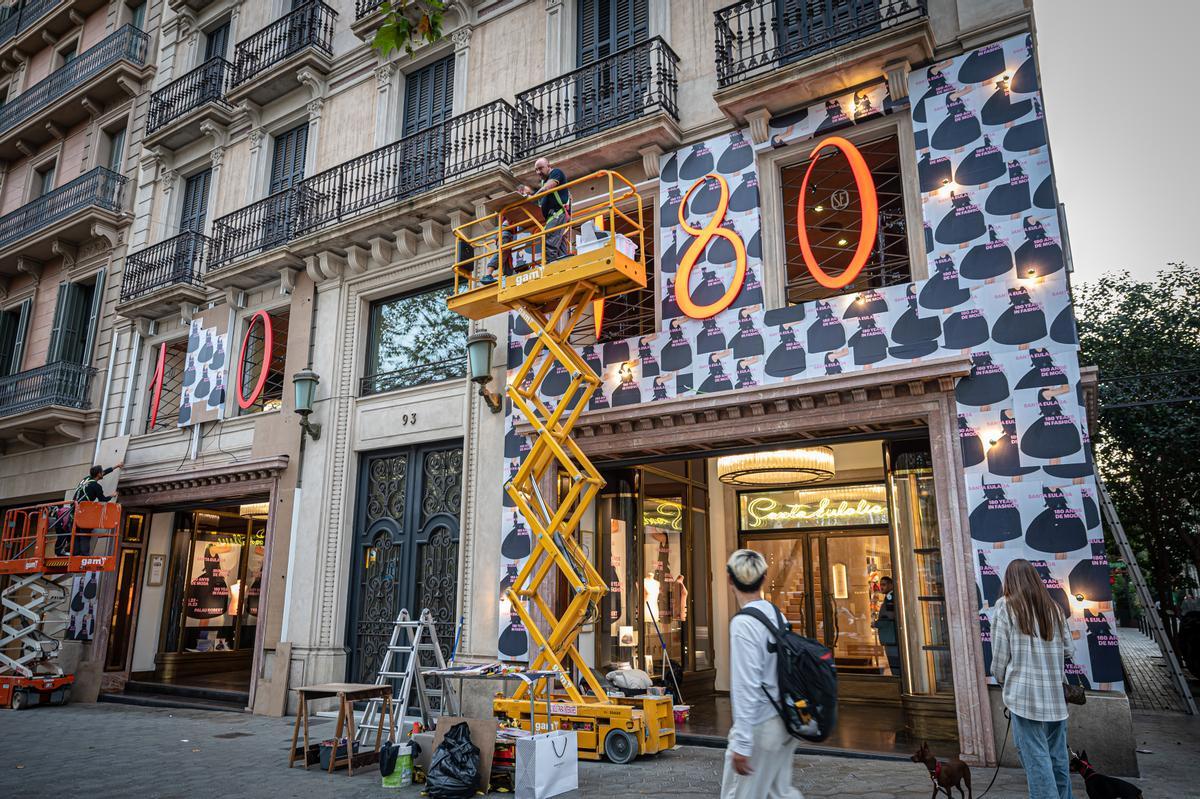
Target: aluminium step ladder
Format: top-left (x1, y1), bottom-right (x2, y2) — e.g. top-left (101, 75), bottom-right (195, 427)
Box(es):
top-left (1097, 477), bottom-right (1197, 714)
top-left (355, 608), bottom-right (459, 746)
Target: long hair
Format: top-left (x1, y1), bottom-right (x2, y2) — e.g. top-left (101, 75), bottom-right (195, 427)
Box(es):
top-left (1003, 558), bottom-right (1064, 641)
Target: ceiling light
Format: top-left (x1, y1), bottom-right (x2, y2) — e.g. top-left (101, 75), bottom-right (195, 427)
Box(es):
top-left (717, 446), bottom-right (836, 487)
top-left (240, 502), bottom-right (270, 519)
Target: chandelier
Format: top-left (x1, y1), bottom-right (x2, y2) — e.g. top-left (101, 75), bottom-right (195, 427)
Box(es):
top-left (716, 446), bottom-right (836, 487)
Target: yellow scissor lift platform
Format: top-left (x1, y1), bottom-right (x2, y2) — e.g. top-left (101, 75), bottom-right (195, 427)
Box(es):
top-left (448, 170), bottom-right (675, 763)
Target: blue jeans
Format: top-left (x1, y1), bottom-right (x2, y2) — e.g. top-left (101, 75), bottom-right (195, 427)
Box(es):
top-left (1011, 713), bottom-right (1073, 799)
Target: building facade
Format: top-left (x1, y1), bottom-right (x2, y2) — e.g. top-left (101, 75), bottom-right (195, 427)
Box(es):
top-left (5, 0), bottom-right (1127, 766)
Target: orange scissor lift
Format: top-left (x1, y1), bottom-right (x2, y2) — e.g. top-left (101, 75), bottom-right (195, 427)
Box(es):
top-left (447, 170), bottom-right (675, 764)
top-left (0, 500), bottom-right (120, 709)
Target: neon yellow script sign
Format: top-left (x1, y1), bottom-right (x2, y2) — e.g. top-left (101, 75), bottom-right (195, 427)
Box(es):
top-left (642, 500), bottom-right (683, 531)
top-left (739, 485), bottom-right (889, 530)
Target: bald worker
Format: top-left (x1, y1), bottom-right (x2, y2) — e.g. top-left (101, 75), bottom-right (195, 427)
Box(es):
top-left (519, 157), bottom-right (571, 262)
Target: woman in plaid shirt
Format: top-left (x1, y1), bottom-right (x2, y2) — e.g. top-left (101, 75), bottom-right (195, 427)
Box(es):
top-left (991, 558), bottom-right (1075, 799)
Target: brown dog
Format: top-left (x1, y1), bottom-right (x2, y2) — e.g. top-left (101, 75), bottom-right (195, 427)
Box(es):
top-left (911, 741), bottom-right (973, 799)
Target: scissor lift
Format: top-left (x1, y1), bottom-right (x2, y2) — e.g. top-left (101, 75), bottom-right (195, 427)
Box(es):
top-left (0, 500), bottom-right (120, 709)
top-left (448, 170), bottom-right (675, 764)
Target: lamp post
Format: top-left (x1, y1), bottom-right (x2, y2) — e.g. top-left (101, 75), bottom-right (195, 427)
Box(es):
top-left (466, 330), bottom-right (502, 413)
top-left (292, 367), bottom-right (322, 440)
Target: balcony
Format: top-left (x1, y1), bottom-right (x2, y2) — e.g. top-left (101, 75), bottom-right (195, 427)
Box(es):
top-left (145, 57), bottom-right (235, 150)
top-left (514, 36), bottom-right (681, 176)
top-left (0, 167), bottom-right (127, 275)
top-left (0, 361), bottom-right (97, 446)
top-left (0, 25), bottom-right (152, 161)
top-left (117, 231), bottom-right (211, 320)
top-left (228, 1), bottom-right (336, 107)
top-left (712, 0), bottom-right (932, 122)
top-left (0, 1), bottom-right (108, 65)
top-left (350, 0), bottom-right (387, 41)
top-left (206, 190), bottom-right (298, 289)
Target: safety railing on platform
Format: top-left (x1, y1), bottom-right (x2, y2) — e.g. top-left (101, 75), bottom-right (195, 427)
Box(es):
top-left (0, 501), bottom-right (121, 575)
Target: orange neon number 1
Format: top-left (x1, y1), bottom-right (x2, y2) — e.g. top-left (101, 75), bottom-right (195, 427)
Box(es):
top-left (795, 136), bottom-right (878, 290)
top-left (675, 174), bottom-right (747, 319)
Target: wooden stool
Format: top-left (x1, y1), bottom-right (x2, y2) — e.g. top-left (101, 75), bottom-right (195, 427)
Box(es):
top-left (288, 682), bottom-right (394, 775)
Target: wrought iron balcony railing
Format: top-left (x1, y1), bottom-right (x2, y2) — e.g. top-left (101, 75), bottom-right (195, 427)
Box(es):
top-left (232, 0), bottom-right (337, 86)
top-left (714, 0), bottom-right (927, 88)
top-left (0, 24), bottom-right (150, 135)
top-left (121, 230), bottom-right (211, 303)
top-left (294, 99), bottom-right (518, 236)
top-left (0, 360), bottom-right (96, 418)
top-left (354, 0), bottom-right (385, 19)
top-left (0, 167), bottom-right (126, 252)
top-left (515, 36), bottom-right (679, 158)
top-left (147, 57), bottom-right (233, 135)
top-left (0, 0), bottom-right (62, 46)
top-left (209, 189), bottom-right (298, 269)
top-left (360, 358), bottom-right (465, 397)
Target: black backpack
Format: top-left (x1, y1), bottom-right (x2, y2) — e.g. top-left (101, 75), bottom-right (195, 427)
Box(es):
top-left (737, 605), bottom-right (838, 742)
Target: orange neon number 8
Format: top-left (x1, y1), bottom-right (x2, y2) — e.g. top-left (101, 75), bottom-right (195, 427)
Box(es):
top-left (674, 174), bottom-right (747, 320)
top-left (795, 136), bottom-right (878, 290)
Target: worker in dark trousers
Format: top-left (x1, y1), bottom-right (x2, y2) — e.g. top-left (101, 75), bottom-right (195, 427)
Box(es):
top-left (519, 157), bottom-right (572, 263)
top-left (55, 462), bottom-right (122, 556)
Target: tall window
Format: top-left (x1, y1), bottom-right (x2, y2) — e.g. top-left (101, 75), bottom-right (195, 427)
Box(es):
top-left (58, 41), bottom-right (78, 67)
top-left (33, 163), bottom-right (56, 199)
top-left (127, 1), bottom-right (147, 30)
top-left (48, 273), bottom-right (105, 366)
top-left (204, 21), bottom-right (230, 60)
top-left (362, 283), bottom-right (467, 396)
top-left (269, 123), bottom-right (308, 194)
top-left (144, 339), bottom-right (189, 432)
top-left (577, 0), bottom-right (648, 65)
top-left (782, 132), bottom-right (910, 304)
top-left (0, 300), bottom-right (33, 377)
top-left (104, 125), bottom-right (127, 174)
top-left (402, 55), bottom-right (455, 137)
top-left (237, 308), bottom-right (290, 415)
top-left (180, 169), bottom-right (211, 234)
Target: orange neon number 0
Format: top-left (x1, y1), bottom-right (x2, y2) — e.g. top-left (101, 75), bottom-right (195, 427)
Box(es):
top-left (236, 310), bottom-right (273, 410)
top-left (795, 136), bottom-right (878, 290)
top-left (675, 174), bottom-right (747, 320)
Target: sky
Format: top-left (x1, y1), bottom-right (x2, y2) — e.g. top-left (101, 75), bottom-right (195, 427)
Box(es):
top-left (1034, 0), bottom-right (1199, 286)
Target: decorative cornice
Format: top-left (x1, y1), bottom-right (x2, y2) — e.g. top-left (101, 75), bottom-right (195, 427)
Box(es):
top-left (118, 455), bottom-right (290, 500)
top-left (451, 25), bottom-right (473, 51)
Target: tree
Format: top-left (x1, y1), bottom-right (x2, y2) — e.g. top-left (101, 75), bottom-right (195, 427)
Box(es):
top-left (370, 1), bottom-right (448, 57)
top-left (1076, 262), bottom-right (1200, 613)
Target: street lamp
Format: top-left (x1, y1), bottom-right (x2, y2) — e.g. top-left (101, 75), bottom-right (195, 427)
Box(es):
top-left (466, 331), bottom-right (502, 414)
top-left (292, 367), bottom-right (322, 440)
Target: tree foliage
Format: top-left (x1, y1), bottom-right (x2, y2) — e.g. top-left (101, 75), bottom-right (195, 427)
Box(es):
top-left (1076, 262), bottom-right (1200, 608)
top-left (371, 1), bottom-right (448, 57)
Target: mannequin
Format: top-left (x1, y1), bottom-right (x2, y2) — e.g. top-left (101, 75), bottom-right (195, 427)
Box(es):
top-left (644, 572), bottom-right (661, 620)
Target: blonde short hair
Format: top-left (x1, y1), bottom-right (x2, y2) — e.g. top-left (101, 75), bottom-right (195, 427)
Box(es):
top-left (726, 549), bottom-right (767, 592)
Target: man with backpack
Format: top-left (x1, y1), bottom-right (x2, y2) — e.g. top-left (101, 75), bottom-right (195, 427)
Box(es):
top-left (721, 549), bottom-right (806, 799)
top-left (54, 462), bottom-right (122, 556)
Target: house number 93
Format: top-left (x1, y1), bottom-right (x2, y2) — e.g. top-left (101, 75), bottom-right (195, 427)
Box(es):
top-left (401, 412), bottom-right (418, 426)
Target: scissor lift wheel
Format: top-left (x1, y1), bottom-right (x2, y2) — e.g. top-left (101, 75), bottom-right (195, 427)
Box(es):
top-left (604, 729), bottom-right (638, 765)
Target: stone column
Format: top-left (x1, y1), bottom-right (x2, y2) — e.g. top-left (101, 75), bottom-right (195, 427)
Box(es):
top-left (374, 62), bottom-right (397, 147)
top-left (450, 26), bottom-right (473, 116)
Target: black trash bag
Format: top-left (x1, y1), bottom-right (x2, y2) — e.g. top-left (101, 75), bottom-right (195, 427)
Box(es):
top-left (426, 722), bottom-right (480, 799)
top-left (378, 739), bottom-right (399, 777)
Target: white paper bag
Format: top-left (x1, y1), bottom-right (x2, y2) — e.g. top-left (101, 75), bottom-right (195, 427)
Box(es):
top-left (515, 730), bottom-right (578, 799)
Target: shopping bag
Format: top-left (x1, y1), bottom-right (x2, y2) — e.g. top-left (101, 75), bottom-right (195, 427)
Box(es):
top-left (515, 730), bottom-right (578, 799)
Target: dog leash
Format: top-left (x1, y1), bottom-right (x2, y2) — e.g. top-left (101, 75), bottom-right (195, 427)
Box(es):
top-left (975, 709), bottom-right (1012, 799)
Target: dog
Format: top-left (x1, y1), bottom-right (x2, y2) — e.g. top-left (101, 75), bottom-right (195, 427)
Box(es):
top-left (911, 741), bottom-right (973, 799)
top-left (1070, 750), bottom-right (1142, 798)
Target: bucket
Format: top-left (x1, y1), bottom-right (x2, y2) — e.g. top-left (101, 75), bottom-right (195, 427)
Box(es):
top-left (672, 704), bottom-right (690, 724)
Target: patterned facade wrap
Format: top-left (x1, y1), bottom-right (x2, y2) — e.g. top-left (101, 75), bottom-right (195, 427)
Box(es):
top-left (496, 33), bottom-right (1119, 689)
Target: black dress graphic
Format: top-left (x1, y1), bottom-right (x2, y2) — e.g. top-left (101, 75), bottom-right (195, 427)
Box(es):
top-left (984, 160), bottom-right (1032, 215)
top-left (582, 345), bottom-right (603, 377)
top-left (1033, 174), bottom-right (1056, 209)
top-left (1069, 541), bottom-right (1111, 604)
top-left (1026, 487), bottom-right (1088, 553)
top-left (501, 519), bottom-right (531, 559)
top-left (661, 152), bottom-right (678, 184)
top-left (1043, 426), bottom-right (1093, 479)
top-left (610, 366), bottom-right (641, 407)
top-left (747, 229), bottom-right (762, 259)
top-left (1085, 609), bottom-right (1123, 684)
top-left (959, 225), bottom-right (1014, 280)
top-left (848, 317), bottom-right (888, 365)
top-left (179, 390), bottom-right (192, 425)
top-left (651, 377), bottom-right (669, 401)
top-left (1020, 389), bottom-right (1082, 459)
top-left (764, 326), bottom-right (806, 377)
top-left (913, 66), bottom-right (952, 125)
top-left (706, 220), bottom-right (742, 265)
top-left (728, 171), bottom-right (758, 213)
top-left (688, 176), bottom-right (723, 217)
top-left (958, 42), bottom-right (1007, 84)
top-left (678, 143), bottom-right (714, 181)
top-left (696, 318), bottom-right (726, 355)
top-left (1082, 490), bottom-right (1100, 531)
top-left (987, 409), bottom-right (1039, 477)
top-left (186, 545), bottom-right (229, 620)
top-left (730, 312), bottom-right (764, 358)
top-left (193, 366), bottom-right (211, 400)
top-left (954, 135), bottom-right (1005, 186)
top-left (888, 286), bottom-right (942, 359)
top-left (660, 186), bottom-right (683, 224)
top-left (814, 98), bottom-right (850, 134)
top-left (698, 355), bottom-right (733, 394)
top-left (662, 279), bottom-right (682, 320)
top-left (971, 480), bottom-right (1023, 543)
top-left (184, 356), bottom-right (197, 386)
top-left (187, 325), bottom-right (200, 353)
top-left (1034, 561), bottom-right (1072, 618)
top-left (589, 386), bottom-right (610, 411)
top-left (198, 331), bottom-right (213, 363)
top-left (959, 414), bottom-right (985, 468)
top-left (915, 127), bottom-right (929, 151)
top-left (689, 268), bottom-right (727, 308)
top-left (943, 308), bottom-right (989, 351)
top-left (991, 286), bottom-right (1047, 346)
top-left (210, 339), bottom-right (226, 370)
top-left (806, 301), bottom-right (846, 352)
top-left (731, 266), bottom-right (764, 309)
top-left (502, 461), bottom-right (521, 508)
top-left (1014, 348), bottom-right (1067, 390)
top-left (603, 340), bottom-right (631, 366)
top-left (918, 152), bottom-right (952, 193)
top-left (1014, 217), bottom-right (1063, 278)
top-left (1011, 36), bottom-right (1038, 93)
top-left (638, 339), bottom-right (660, 378)
top-left (660, 229), bottom-right (680, 274)
top-left (735, 361), bottom-right (757, 389)
top-left (1003, 98), bottom-right (1047, 151)
top-left (931, 93), bottom-right (982, 150)
top-left (956, 352), bottom-right (1009, 406)
top-left (843, 289), bottom-right (888, 319)
top-left (978, 551), bottom-right (1004, 606)
top-left (1049, 306), bottom-right (1077, 346)
top-left (935, 191), bottom-right (986, 245)
top-left (980, 613), bottom-right (993, 677)
top-left (920, 254), bottom-right (971, 309)
top-left (659, 321), bottom-right (693, 372)
top-left (508, 334), bottom-right (524, 369)
top-left (206, 378), bottom-right (225, 410)
top-left (498, 607), bottom-right (528, 658)
top-left (824, 352), bottom-right (843, 376)
top-left (540, 358), bottom-right (570, 397)
top-left (717, 130), bottom-right (753, 174)
top-left (980, 79), bottom-right (1032, 125)
top-left (504, 426), bottom-right (530, 459)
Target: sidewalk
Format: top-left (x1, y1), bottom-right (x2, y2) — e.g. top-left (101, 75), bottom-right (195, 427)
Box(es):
top-left (1, 702), bottom-right (1194, 798)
